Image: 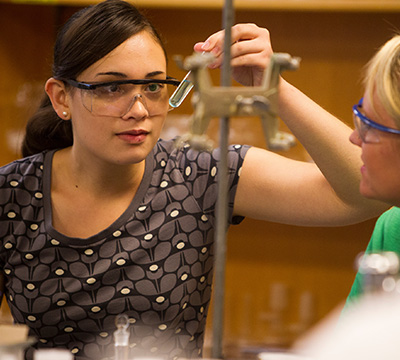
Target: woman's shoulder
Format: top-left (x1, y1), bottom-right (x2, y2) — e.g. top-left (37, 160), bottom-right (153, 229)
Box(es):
top-left (0, 152), bottom-right (47, 178)
top-left (369, 207), bottom-right (400, 252)
top-left (154, 138), bottom-right (176, 153)
top-left (155, 137), bottom-right (250, 162)
top-left (376, 206), bottom-right (400, 225)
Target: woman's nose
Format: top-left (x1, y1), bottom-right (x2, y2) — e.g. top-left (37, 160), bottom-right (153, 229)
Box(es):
top-left (122, 94), bottom-right (149, 120)
top-left (349, 128), bottom-right (362, 147)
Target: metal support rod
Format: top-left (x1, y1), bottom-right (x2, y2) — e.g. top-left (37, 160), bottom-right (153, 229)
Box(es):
top-left (211, 0), bottom-right (234, 358)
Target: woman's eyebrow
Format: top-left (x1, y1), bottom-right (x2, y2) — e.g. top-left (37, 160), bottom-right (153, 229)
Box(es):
top-left (145, 71), bottom-right (166, 78)
top-left (95, 71), bottom-right (127, 78)
top-left (95, 71), bottom-right (166, 79)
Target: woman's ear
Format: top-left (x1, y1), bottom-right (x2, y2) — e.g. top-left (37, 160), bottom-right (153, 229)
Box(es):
top-left (45, 78), bottom-right (71, 120)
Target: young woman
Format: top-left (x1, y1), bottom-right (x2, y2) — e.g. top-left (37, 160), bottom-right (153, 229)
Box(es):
top-left (0, 0), bottom-right (386, 359)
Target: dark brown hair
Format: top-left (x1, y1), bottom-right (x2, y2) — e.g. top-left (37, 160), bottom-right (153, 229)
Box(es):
top-left (22, 0), bottom-right (167, 157)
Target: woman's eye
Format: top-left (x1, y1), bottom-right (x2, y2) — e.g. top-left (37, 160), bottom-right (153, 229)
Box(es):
top-left (147, 83), bottom-right (162, 93)
top-left (106, 84), bottom-right (121, 93)
top-left (94, 83), bottom-right (123, 97)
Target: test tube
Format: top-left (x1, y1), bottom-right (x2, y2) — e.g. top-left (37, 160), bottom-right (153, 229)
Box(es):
top-left (169, 70), bottom-right (194, 108)
top-left (169, 52), bottom-right (207, 108)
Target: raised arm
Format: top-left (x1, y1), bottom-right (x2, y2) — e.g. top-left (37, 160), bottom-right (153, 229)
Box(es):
top-left (236, 80), bottom-right (388, 226)
top-left (195, 24), bottom-right (389, 226)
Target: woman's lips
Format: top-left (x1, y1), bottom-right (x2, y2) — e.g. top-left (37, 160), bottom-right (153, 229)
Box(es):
top-left (117, 129), bottom-right (149, 143)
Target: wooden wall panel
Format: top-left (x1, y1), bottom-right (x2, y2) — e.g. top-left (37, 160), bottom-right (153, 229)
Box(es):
top-left (0, 3), bottom-right (56, 164)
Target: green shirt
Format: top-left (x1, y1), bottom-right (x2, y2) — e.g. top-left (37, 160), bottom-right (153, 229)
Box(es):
top-left (345, 206), bottom-right (400, 307)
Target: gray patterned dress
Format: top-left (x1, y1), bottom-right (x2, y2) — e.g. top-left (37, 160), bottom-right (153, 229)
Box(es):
top-left (0, 139), bottom-right (250, 360)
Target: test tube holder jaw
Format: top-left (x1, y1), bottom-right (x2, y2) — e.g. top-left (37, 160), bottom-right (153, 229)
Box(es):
top-left (175, 51), bottom-right (300, 151)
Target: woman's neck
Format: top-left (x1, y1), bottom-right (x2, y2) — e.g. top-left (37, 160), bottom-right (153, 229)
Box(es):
top-left (52, 147), bottom-right (146, 198)
top-left (49, 147), bottom-right (147, 238)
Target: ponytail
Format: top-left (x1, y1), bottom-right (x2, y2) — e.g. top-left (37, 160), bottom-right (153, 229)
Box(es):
top-left (21, 94), bottom-right (73, 157)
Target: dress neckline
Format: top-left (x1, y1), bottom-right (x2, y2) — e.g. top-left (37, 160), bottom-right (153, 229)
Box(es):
top-left (42, 149), bottom-right (154, 246)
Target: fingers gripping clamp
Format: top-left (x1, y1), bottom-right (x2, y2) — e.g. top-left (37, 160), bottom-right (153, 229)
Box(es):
top-left (175, 52), bottom-right (300, 151)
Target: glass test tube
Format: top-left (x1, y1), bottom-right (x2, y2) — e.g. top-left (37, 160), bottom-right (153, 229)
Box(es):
top-left (169, 51), bottom-right (206, 108)
top-left (169, 70), bottom-right (194, 108)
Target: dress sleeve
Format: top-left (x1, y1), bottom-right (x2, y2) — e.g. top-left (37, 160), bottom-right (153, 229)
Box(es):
top-left (179, 143), bottom-right (251, 226)
top-left (211, 144), bottom-right (251, 225)
top-left (227, 144), bottom-right (251, 225)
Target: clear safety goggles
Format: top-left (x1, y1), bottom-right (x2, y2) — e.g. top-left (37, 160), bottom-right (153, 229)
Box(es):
top-left (352, 98), bottom-right (400, 144)
top-left (62, 78), bottom-right (180, 117)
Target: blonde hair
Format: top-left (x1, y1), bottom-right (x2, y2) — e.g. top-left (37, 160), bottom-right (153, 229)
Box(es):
top-left (363, 34), bottom-right (400, 128)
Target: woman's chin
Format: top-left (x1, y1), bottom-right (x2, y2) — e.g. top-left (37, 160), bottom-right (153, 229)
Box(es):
top-left (359, 182), bottom-right (376, 200)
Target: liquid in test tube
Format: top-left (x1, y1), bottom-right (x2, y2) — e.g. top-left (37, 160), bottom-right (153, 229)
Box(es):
top-left (169, 51), bottom-right (207, 108)
top-left (169, 71), bottom-right (194, 108)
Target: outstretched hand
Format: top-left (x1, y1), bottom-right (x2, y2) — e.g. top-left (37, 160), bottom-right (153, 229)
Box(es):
top-left (193, 23), bottom-right (273, 87)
